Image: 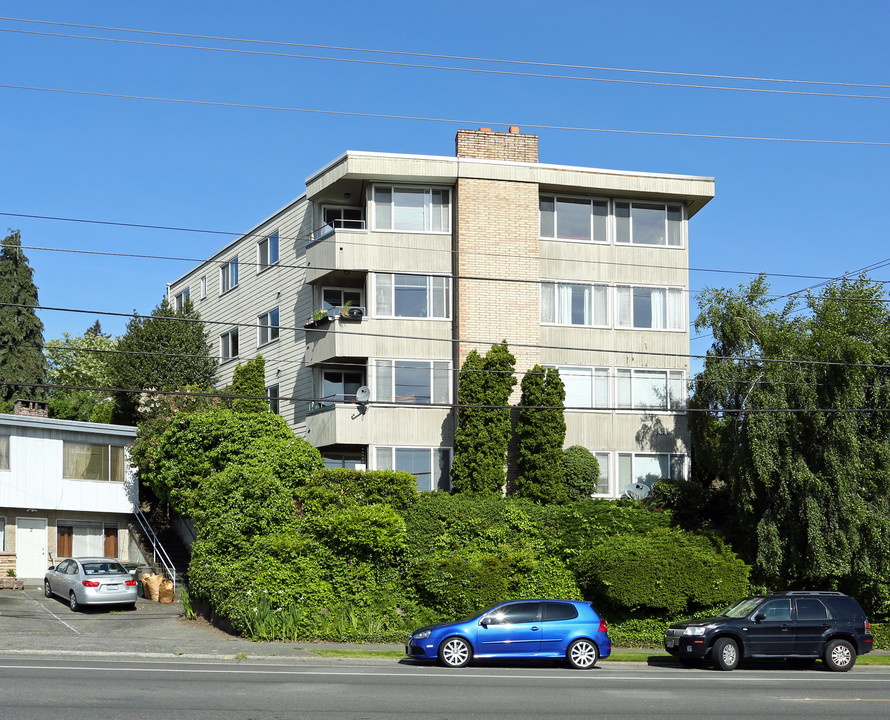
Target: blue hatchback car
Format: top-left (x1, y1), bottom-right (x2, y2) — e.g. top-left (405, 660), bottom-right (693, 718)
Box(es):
top-left (406, 599), bottom-right (611, 669)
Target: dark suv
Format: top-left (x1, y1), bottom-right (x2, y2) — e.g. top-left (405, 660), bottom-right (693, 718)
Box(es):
top-left (664, 591), bottom-right (873, 671)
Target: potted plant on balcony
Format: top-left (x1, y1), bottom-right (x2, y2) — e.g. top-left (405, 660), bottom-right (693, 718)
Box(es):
top-left (304, 308), bottom-right (333, 329)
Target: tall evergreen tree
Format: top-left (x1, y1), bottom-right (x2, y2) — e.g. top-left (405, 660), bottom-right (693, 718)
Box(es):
top-left (450, 342), bottom-right (516, 493)
top-left (514, 365), bottom-right (567, 503)
top-left (230, 355), bottom-right (268, 413)
top-left (107, 297), bottom-right (218, 425)
top-left (0, 231), bottom-right (47, 404)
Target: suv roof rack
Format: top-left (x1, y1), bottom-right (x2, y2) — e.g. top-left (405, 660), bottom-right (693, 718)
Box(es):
top-left (772, 590), bottom-right (846, 597)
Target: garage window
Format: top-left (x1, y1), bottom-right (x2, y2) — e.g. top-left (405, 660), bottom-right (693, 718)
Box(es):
top-left (57, 523), bottom-right (118, 558)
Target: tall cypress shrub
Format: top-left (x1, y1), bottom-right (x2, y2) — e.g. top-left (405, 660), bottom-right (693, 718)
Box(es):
top-left (0, 231), bottom-right (47, 403)
top-left (230, 355), bottom-right (268, 413)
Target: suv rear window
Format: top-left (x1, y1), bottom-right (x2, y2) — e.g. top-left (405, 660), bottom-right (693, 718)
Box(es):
top-left (796, 598), bottom-right (830, 620)
top-left (822, 596), bottom-right (863, 622)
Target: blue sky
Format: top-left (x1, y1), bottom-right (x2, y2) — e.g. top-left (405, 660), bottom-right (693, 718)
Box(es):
top-left (2, 1), bottom-right (888, 368)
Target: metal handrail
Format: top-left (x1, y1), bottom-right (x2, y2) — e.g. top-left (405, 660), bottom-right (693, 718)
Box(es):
top-left (132, 507), bottom-right (177, 593)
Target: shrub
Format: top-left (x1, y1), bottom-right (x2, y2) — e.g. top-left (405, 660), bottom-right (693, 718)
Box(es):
top-left (574, 528), bottom-right (750, 617)
top-left (562, 446), bottom-right (600, 501)
top-left (514, 366), bottom-right (567, 503)
top-left (297, 468), bottom-right (418, 514)
top-left (303, 504), bottom-right (407, 563)
top-left (870, 622), bottom-right (890, 650)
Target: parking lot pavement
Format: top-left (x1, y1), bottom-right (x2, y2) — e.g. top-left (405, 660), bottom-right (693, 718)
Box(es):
top-left (0, 583), bottom-right (403, 662)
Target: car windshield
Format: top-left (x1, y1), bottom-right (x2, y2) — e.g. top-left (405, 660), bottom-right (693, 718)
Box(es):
top-left (718, 597), bottom-right (764, 618)
top-left (81, 562), bottom-right (128, 575)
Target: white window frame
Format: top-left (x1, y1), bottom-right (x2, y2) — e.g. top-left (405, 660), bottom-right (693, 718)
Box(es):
top-left (616, 284), bottom-right (684, 331)
top-left (374, 273), bottom-right (451, 320)
top-left (373, 359), bottom-right (451, 405)
top-left (257, 307), bottom-right (280, 346)
top-left (322, 287), bottom-right (364, 312)
top-left (322, 205), bottom-right (365, 232)
top-left (266, 384), bottom-right (280, 414)
top-left (257, 231), bottom-right (279, 272)
top-left (220, 256), bottom-right (239, 294)
top-left (0, 435), bottom-right (9, 471)
top-left (220, 328), bottom-right (239, 362)
top-left (616, 368), bottom-right (686, 411)
top-left (614, 200), bottom-right (685, 248)
top-left (62, 443), bottom-right (125, 483)
top-left (373, 446), bottom-right (452, 492)
top-left (539, 194), bottom-right (609, 244)
top-left (617, 452), bottom-right (687, 488)
top-left (199, 275), bottom-right (207, 299)
top-left (546, 366), bottom-right (610, 410)
top-left (371, 185), bottom-right (451, 233)
top-left (540, 281), bottom-right (610, 327)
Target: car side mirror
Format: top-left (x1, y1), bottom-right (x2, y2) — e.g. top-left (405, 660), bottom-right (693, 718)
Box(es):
top-left (47, 565), bottom-right (55, 571)
top-left (754, 613), bottom-right (765, 623)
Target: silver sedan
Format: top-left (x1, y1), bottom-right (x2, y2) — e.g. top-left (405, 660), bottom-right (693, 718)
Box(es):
top-left (44, 557), bottom-right (138, 611)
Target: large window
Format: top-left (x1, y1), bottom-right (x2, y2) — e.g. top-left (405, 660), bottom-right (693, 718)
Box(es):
top-left (616, 285), bottom-right (684, 330)
top-left (375, 274), bottom-right (450, 319)
top-left (173, 288), bottom-right (190, 312)
top-left (62, 443), bottom-right (125, 483)
top-left (618, 452), bottom-right (686, 488)
top-left (372, 186), bottom-right (450, 232)
top-left (220, 256), bottom-right (238, 293)
top-left (616, 369), bottom-right (686, 410)
top-left (374, 360), bottom-right (450, 404)
top-left (57, 523), bottom-right (118, 557)
top-left (541, 282), bottom-right (609, 326)
top-left (220, 328), bottom-right (239, 362)
top-left (615, 201), bottom-right (684, 247)
top-left (258, 308), bottom-right (280, 346)
top-left (323, 287), bottom-right (363, 312)
top-left (540, 195), bottom-right (608, 243)
top-left (551, 366), bottom-right (610, 409)
top-left (323, 206), bottom-right (365, 231)
top-left (258, 231), bottom-right (279, 270)
top-left (320, 369), bottom-right (364, 405)
top-left (375, 446), bottom-right (451, 492)
top-left (0, 435), bottom-right (8, 471)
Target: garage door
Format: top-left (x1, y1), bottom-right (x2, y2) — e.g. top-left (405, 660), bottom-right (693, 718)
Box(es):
top-left (16, 517), bottom-right (48, 578)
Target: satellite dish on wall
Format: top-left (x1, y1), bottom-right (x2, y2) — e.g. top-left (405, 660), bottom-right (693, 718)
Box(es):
top-left (355, 386), bottom-right (371, 403)
top-left (622, 483), bottom-right (652, 500)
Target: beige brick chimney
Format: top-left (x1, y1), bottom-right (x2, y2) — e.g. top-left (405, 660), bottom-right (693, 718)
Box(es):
top-left (455, 126), bottom-right (538, 163)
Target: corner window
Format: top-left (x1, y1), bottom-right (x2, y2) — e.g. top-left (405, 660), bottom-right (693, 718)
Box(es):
top-left (618, 452), bottom-right (686, 488)
top-left (323, 206), bottom-right (365, 231)
top-left (372, 186), bottom-right (450, 233)
top-left (375, 446), bottom-right (451, 492)
top-left (540, 195), bottom-right (608, 243)
top-left (322, 288), bottom-right (363, 313)
top-left (615, 201), bottom-right (684, 247)
top-left (0, 435), bottom-right (8, 471)
top-left (258, 308), bottom-right (280, 346)
top-left (541, 282), bottom-right (609, 326)
top-left (221, 257), bottom-right (239, 293)
top-left (173, 288), bottom-right (190, 312)
top-left (266, 384), bottom-right (280, 414)
top-left (320, 369), bottom-right (364, 405)
top-left (374, 359), bottom-right (450, 404)
top-left (375, 274), bottom-right (450, 319)
top-left (62, 443), bottom-right (125, 483)
top-left (616, 285), bottom-right (684, 330)
top-left (220, 328), bottom-right (239, 362)
top-left (551, 366), bottom-right (610, 409)
top-left (258, 231), bottom-right (279, 270)
top-left (616, 369), bottom-right (686, 410)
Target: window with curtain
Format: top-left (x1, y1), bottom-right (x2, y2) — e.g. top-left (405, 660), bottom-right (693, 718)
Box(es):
top-left (540, 282), bottom-right (609, 326)
top-left (57, 524), bottom-right (117, 557)
top-left (62, 443), bottom-right (124, 482)
top-left (372, 185), bottom-right (450, 232)
top-left (616, 369), bottom-right (686, 410)
top-left (375, 446), bottom-right (451, 492)
top-left (550, 366), bottom-right (610, 409)
top-left (616, 285), bottom-right (684, 330)
top-left (618, 452), bottom-right (686, 487)
top-left (374, 359), bottom-right (450, 404)
top-left (0, 435), bottom-right (9, 470)
top-left (375, 273), bottom-right (450, 319)
top-left (539, 195), bottom-right (608, 242)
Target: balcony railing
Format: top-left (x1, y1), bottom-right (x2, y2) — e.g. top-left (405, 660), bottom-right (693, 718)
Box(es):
top-left (309, 393), bottom-right (359, 413)
top-left (304, 218), bottom-right (367, 245)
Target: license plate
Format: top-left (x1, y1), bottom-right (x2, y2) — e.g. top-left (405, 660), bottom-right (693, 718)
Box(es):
top-left (105, 584), bottom-right (120, 591)
top-left (665, 639), bottom-right (676, 648)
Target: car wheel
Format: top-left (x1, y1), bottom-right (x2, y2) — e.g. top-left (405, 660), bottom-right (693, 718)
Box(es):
top-left (438, 637), bottom-right (472, 668)
top-left (823, 639), bottom-right (856, 672)
top-left (713, 638), bottom-right (739, 671)
top-left (69, 592), bottom-right (81, 612)
top-left (786, 658), bottom-right (816, 670)
top-left (566, 639), bottom-right (599, 669)
top-left (44, 580), bottom-right (52, 598)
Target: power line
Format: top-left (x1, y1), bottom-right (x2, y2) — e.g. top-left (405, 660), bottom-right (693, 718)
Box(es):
top-left (3, 83), bottom-right (890, 147)
top-left (3, 22), bottom-right (890, 101)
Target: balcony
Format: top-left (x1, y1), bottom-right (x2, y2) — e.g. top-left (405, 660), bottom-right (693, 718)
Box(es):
top-left (305, 403), bottom-right (453, 448)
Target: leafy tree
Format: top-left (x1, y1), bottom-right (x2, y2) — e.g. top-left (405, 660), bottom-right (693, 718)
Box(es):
top-left (514, 365), bottom-right (567, 503)
top-left (0, 231), bottom-right (47, 404)
top-left (690, 275), bottom-right (890, 614)
top-left (562, 445), bottom-right (600, 501)
top-left (230, 355), bottom-right (268, 413)
top-left (450, 342), bottom-right (516, 493)
top-left (45, 323), bottom-right (118, 422)
top-left (107, 297), bottom-right (217, 424)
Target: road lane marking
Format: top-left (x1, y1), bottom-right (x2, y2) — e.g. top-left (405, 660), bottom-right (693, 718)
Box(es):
top-left (23, 591), bottom-right (80, 635)
top-left (785, 698), bottom-right (890, 702)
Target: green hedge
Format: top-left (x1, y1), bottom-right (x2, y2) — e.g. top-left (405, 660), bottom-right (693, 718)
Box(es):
top-left (871, 622), bottom-right (890, 650)
top-left (574, 528), bottom-right (750, 617)
top-left (297, 468), bottom-right (419, 514)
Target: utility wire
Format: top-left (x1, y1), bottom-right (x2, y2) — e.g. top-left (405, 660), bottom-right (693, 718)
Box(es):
top-left (3, 83), bottom-right (889, 147)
